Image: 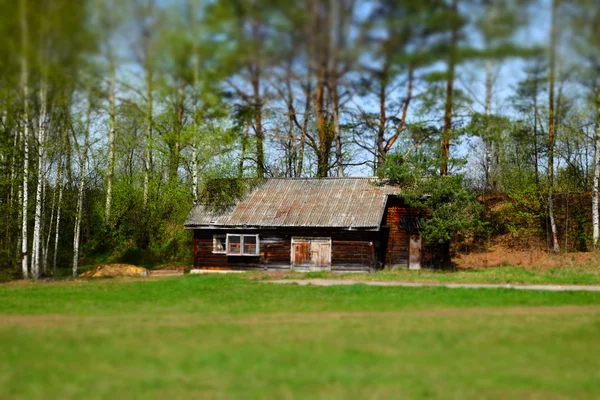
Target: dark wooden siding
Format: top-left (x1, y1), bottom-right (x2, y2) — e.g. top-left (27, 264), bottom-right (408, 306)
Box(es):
top-left (331, 237), bottom-right (375, 271)
top-left (193, 229), bottom-right (378, 271)
top-left (382, 197), bottom-right (447, 268)
top-left (384, 200), bottom-right (410, 267)
top-left (192, 197), bottom-right (448, 271)
top-left (193, 230), bottom-right (262, 270)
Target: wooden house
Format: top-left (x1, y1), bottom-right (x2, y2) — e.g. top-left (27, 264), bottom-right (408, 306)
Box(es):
top-left (184, 177), bottom-right (447, 272)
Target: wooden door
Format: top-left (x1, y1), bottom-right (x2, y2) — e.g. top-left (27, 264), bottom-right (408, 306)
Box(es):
top-left (409, 233), bottom-right (422, 270)
top-left (291, 238), bottom-right (311, 267)
top-left (291, 238), bottom-right (331, 270)
top-left (310, 239), bottom-right (331, 269)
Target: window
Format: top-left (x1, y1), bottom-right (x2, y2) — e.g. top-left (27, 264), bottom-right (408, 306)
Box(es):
top-left (212, 235), bottom-right (226, 254)
top-left (226, 234), bottom-right (260, 256)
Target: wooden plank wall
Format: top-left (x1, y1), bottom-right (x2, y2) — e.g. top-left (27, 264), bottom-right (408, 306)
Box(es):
top-left (382, 197), bottom-right (446, 268)
top-left (193, 229), bottom-right (378, 271)
top-left (331, 239), bottom-right (375, 271)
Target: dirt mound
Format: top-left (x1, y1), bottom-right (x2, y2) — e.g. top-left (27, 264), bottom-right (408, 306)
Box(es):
top-left (79, 264), bottom-right (148, 278)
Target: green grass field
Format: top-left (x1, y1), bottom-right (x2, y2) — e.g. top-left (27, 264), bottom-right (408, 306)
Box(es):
top-left (1, 275), bottom-right (600, 399)
top-left (263, 264), bottom-right (600, 285)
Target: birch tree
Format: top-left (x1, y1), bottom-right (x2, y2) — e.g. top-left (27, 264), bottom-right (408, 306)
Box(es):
top-left (31, 79), bottom-right (48, 279)
top-left (19, 0), bottom-right (30, 279)
top-left (547, 0), bottom-right (560, 253)
top-left (132, 0), bottom-right (159, 207)
top-left (72, 98), bottom-right (92, 277)
top-left (96, 0), bottom-right (122, 226)
top-left (593, 99), bottom-right (600, 248)
top-left (569, 0), bottom-right (600, 248)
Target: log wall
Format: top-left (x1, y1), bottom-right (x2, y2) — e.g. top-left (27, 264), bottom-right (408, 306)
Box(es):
top-left (193, 229), bottom-right (379, 271)
top-left (382, 197), bottom-right (446, 268)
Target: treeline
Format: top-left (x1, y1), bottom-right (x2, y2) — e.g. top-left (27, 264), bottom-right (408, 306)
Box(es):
top-left (0, 0), bottom-right (599, 279)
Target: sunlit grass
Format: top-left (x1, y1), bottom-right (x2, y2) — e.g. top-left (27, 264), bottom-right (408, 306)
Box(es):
top-left (258, 264), bottom-right (600, 285)
top-left (1, 275), bottom-right (599, 399)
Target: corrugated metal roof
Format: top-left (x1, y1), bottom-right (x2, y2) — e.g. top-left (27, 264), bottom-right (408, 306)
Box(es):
top-left (184, 177), bottom-right (399, 229)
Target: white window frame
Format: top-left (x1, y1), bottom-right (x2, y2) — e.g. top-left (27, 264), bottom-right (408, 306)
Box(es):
top-left (226, 234), bottom-right (260, 256)
top-left (212, 234), bottom-right (227, 254)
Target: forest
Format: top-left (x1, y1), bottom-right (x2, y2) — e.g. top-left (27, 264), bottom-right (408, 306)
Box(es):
top-left (1, 0), bottom-right (600, 280)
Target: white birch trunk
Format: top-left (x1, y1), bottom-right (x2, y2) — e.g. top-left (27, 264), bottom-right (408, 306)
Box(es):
top-left (9, 127), bottom-right (18, 213)
top-left (16, 145), bottom-right (23, 262)
top-left (53, 166), bottom-right (64, 277)
top-left (548, 0), bottom-right (560, 253)
top-left (32, 80), bottom-right (48, 279)
top-left (73, 175), bottom-right (84, 277)
top-left (191, 26), bottom-right (200, 203)
top-left (191, 142), bottom-right (198, 203)
top-left (484, 61), bottom-right (493, 192)
top-left (44, 161), bottom-right (59, 273)
top-left (143, 79), bottom-right (152, 208)
top-left (20, 0), bottom-right (30, 279)
top-left (593, 118), bottom-right (600, 248)
top-left (44, 188), bottom-right (55, 274)
top-left (9, 130), bottom-right (18, 251)
top-left (73, 103), bottom-right (91, 277)
top-left (105, 64), bottom-right (116, 225)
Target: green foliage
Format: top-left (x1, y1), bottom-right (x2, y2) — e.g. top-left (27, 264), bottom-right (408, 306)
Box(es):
top-left (380, 149), bottom-right (487, 246)
top-left (402, 175), bottom-right (490, 245)
top-left (379, 153), bottom-right (422, 184)
top-left (498, 186), bottom-right (543, 245)
top-left (199, 176), bottom-right (263, 212)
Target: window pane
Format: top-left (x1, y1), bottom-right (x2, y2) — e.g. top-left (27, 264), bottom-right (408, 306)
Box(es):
top-left (243, 235), bottom-right (257, 255)
top-left (213, 235), bottom-right (226, 253)
top-left (228, 235), bottom-right (241, 254)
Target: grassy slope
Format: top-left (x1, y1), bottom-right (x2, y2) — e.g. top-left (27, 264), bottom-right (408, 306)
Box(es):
top-left (1, 275), bottom-right (600, 399)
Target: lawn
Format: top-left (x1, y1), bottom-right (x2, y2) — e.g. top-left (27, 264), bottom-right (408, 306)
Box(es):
top-left (1, 275), bottom-right (600, 399)
top-left (254, 264), bottom-right (600, 285)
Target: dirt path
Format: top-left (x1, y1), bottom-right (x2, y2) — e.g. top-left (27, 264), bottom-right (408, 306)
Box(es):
top-left (267, 279), bottom-right (600, 292)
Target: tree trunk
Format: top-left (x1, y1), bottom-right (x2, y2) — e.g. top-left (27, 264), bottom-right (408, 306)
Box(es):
top-left (593, 101), bottom-right (600, 248)
top-left (547, 0), bottom-right (560, 253)
top-left (315, 74), bottom-right (330, 177)
top-left (533, 87), bottom-right (540, 188)
top-left (143, 69), bottom-right (153, 208)
top-left (484, 60), bottom-right (493, 193)
top-left (238, 126), bottom-right (248, 177)
top-left (44, 162), bottom-right (59, 274)
top-left (252, 74), bottom-right (265, 179)
top-left (385, 66), bottom-right (414, 156)
top-left (191, 29), bottom-right (200, 203)
top-left (284, 66), bottom-right (299, 177)
top-left (168, 86), bottom-right (184, 185)
top-left (53, 164), bottom-right (64, 277)
top-left (376, 72), bottom-right (387, 172)
top-left (331, 80), bottom-right (343, 177)
top-left (73, 102), bottom-right (92, 277)
top-left (20, 0), bottom-right (30, 279)
top-left (297, 80), bottom-right (311, 178)
top-left (8, 127), bottom-right (18, 252)
top-left (191, 142), bottom-right (198, 201)
top-left (441, 0), bottom-right (458, 177)
top-left (105, 63), bottom-right (117, 225)
top-left (31, 80), bottom-right (48, 279)
top-left (287, 106), bottom-right (298, 177)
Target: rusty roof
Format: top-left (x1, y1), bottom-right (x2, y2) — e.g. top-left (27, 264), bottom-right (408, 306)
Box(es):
top-left (184, 177), bottom-right (399, 229)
